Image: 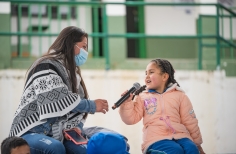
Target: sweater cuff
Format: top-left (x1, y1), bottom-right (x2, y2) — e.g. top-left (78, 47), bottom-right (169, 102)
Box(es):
top-left (89, 100), bottom-right (96, 114)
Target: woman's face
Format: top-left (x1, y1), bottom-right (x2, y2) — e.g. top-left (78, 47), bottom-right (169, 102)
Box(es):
top-left (74, 37), bottom-right (88, 55)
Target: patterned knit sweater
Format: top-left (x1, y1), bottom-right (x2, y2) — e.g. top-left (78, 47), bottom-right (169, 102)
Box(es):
top-left (9, 59), bottom-right (86, 139)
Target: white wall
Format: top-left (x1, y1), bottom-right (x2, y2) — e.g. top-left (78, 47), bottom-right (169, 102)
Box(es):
top-left (0, 69), bottom-right (236, 154)
top-left (144, 0), bottom-right (236, 39)
top-left (0, 2), bottom-right (10, 14)
top-left (145, 0), bottom-right (197, 35)
top-left (104, 0), bottom-right (126, 16)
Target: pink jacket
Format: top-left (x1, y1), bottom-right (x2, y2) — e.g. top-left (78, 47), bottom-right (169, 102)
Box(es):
top-left (119, 83), bottom-right (203, 153)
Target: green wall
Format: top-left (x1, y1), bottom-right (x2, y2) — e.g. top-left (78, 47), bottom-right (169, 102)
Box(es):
top-left (106, 16), bottom-right (198, 60)
top-left (146, 38), bottom-right (198, 59)
top-left (0, 14), bottom-right (11, 68)
top-left (107, 16), bottom-right (126, 68)
top-left (201, 17), bottom-right (217, 70)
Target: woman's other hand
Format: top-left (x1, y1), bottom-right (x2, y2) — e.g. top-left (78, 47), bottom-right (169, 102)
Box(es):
top-left (94, 99), bottom-right (109, 114)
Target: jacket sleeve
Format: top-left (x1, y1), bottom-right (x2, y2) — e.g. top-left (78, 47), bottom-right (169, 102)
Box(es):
top-left (179, 94), bottom-right (203, 145)
top-left (119, 95), bottom-right (143, 125)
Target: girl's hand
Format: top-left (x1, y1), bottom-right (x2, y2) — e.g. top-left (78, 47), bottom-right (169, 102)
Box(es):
top-left (94, 99), bottom-right (109, 114)
top-left (121, 90), bottom-right (134, 103)
top-left (197, 145), bottom-right (205, 154)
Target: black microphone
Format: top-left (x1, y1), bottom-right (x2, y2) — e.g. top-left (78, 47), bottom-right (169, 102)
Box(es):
top-left (112, 82), bottom-right (141, 110)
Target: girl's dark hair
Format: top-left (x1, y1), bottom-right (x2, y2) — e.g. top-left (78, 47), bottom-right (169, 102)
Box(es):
top-left (151, 58), bottom-right (179, 87)
top-left (1, 136), bottom-right (28, 154)
top-left (29, 26), bottom-right (89, 98)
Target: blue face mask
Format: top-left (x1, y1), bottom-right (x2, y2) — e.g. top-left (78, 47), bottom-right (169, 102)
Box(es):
top-left (75, 46), bottom-right (88, 66)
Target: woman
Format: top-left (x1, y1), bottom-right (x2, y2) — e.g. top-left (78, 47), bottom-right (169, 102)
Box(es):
top-left (9, 26), bottom-right (109, 154)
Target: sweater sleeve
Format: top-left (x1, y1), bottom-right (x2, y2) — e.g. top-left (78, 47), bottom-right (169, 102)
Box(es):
top-left (179, 94), bottom-right (203, 145)
top-left (71, 99), bottom-right (96, 114)
top-left (119, 95), bottom-right (143, 125)
top-left (28, 62), bottom-right (93, 120)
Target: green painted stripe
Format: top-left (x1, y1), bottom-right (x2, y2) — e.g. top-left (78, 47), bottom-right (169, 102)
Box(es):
top-left (102, 5), bottom-right (109, 70)
top-left (38, 4), bottom-right (42, 56)
top-left (92, 3), bottom-right (99, 57)
top-left (216, 4), bottom-right (221, 69)
top-left (48, 5), bottom-right (52, 45)
top-left (197, 17), bottom-right (202, 70)
top-left (28, 4), bottom-right (32, 57)
top-left (18, 4), bottom-right (22, 57)
top-left (138, 0), bottom-right (146, 58)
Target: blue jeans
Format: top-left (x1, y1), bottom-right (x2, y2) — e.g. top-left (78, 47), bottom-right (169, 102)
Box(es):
top-left (146, 138), bottom-right (199, 154)
top-left (21, 132), bottom-right (87, 154)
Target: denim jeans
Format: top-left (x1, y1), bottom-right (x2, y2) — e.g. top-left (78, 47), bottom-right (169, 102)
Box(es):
top-left (21, 132), bottom-right (87, 154)
top-left (146, 138), bottom-right (199, 154)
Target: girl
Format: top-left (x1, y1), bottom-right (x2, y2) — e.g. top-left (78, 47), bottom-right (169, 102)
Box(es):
top-left (119, 59), bottom-right (205, 154)
top-left (9, 26), bottom-right (109, 154)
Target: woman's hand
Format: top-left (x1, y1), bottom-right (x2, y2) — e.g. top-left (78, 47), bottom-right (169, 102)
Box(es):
top-left (94, 99), bottom-right (109, 114)
top-left (197, 145), bottom-right (205, 154)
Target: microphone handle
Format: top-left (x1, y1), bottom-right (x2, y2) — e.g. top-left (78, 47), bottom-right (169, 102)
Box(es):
top-left (112, 87), bottom-right (136, 110)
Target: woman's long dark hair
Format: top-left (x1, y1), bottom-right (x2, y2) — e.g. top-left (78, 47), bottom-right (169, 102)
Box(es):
top-left (29, 26), bottom-right (89, 98)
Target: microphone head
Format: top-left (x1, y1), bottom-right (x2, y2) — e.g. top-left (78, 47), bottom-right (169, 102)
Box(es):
top-left (133, 82), bottom-right (141, 90)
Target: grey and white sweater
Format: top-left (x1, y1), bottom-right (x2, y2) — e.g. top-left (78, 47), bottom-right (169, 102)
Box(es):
top-left (9, 59), bottom-right (95, 141)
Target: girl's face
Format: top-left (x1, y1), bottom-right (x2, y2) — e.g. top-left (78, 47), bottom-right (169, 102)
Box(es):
top-left (145, 62), bottom-right (168, 92)
top-left (74, 37), bottom-right (88, 55)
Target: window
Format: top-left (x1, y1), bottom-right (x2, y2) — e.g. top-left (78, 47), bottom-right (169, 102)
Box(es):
top-left (11, 4), bottom-right (76, 19)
